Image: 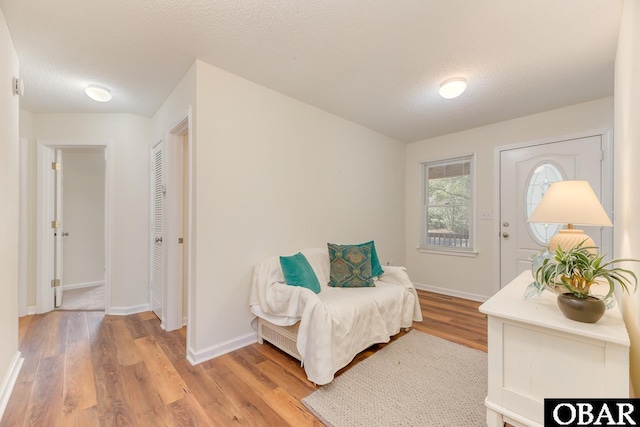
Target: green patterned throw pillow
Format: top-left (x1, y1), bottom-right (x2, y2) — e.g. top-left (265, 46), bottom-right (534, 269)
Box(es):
top-left (327, 243), bottom-right (375, 288)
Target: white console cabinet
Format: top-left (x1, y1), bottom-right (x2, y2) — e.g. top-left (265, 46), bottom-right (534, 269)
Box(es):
top-left (479, 271), bottom-right (630, 427)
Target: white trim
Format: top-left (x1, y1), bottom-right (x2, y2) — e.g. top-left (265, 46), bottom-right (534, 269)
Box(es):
top-left (36, 140), bottom-right (111, 314)
top-left (600, 129), bottom-right (614, 260)
top-left (184, 107), bottom-right (194, 367)
top-left (492, 144), bottom-right (502, 296)
top-left (0, 352), bottom-right (24, 420)
top-left (416, 248), bottom-right (479, 257)
top-left (167, 111), bottom-right (190, 136)
top-left (109, 303), bottom-right (150, 316)
top-left (26, 306), bottom-right (36, 316)
top-left (104, 144), bottom-right (112, 315)
top-left (493, 128), bottom-right (615, 295)
top-left (412, 281), bottom-right (489, 302)
top-left (187, 333), bottom-right (257, 365)
top-left (485, 399), bottom-right (543, 427)
top-left (18, 138), bottom-right (28, 317)
top-left (36, 143), bottom-right (55, 313)
top-left (61, 281), bottom-right (104, 291)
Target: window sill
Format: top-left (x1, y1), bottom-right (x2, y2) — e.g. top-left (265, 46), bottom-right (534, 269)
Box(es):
top-left (417, 247), bottom-right (479, 258)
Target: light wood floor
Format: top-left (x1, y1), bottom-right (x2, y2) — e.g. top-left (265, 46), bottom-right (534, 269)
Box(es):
top-left (1, 290), bottom-right (487, 427)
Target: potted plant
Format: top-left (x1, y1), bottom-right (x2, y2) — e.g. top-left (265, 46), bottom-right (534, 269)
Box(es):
top-left (535, 242), bottom-right (638, 323)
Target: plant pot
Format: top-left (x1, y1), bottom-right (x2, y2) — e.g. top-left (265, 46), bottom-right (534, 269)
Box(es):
top-left (557, 293), bottom-right (606, 323)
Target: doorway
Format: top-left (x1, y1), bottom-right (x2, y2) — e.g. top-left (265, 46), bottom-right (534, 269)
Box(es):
top-left (57, 148), bottom-right (106, 310)
top-left (497, 131), bottom-right (613, 289)
top-left (36, 140), bottom-right (110, 314)
top-left (149, 114), bottom-right (191, 333)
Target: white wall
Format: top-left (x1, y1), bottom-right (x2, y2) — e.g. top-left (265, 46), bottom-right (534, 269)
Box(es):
top-left (615, 0), bottom-right (640, 397)
top-left (405, 97), bottom-right (614, 299)
top-left (61, 148), bottom-right (105, 287)
top-left (152, 63), bottom-right (196, 139)
top-left (22, 114), bottom-right (152, 311)
top-left (178, 60), bottom-right (405, 358)
top-left (0, 5), bottom-right (20, 419)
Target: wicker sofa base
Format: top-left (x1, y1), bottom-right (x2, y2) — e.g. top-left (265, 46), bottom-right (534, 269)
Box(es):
top-left (257, 316), bottom-right (412, 366)
top-left (257, 317), bottom-right (302, 361)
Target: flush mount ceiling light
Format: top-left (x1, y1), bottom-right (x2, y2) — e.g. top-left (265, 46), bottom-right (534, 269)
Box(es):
top-left (85, 84), bottom-right (112, 102)
top-left (439, 77), bottom-right (467, 99)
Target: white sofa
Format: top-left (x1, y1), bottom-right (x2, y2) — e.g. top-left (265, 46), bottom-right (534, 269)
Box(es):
top-left (249, 247), bottom-right (423, 385)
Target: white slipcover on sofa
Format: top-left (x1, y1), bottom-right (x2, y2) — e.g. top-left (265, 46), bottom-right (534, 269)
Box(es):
top-left (249, 247), bottom-right (423, 385)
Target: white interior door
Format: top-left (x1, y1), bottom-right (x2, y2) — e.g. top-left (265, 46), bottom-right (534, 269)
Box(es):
top-left (54, 148), bottom-right (64, 308)
top-left (164, 133), bottom-right (185, 331)
top-left (151, 142), bottom-right (164, 320)
top-left (499, 135), bottom-right (610, 287)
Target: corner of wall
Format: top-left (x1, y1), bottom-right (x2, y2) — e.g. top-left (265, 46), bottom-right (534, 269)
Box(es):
top-left (614, 0), bottom-right (640, 397)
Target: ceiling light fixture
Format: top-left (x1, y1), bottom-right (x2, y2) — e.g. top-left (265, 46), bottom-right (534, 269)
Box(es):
top-left (85, 84), bottom-right (112, 102)
top-left (439, 77), bottom-right (467, 99)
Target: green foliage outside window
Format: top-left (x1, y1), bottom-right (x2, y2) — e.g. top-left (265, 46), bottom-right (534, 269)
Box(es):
top-left (423, 158), bottom-right (473, 248)
top-left (427, 174), bottom-right (470, 234)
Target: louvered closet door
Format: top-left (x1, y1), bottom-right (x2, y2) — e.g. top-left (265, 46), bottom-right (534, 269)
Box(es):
top-left (151, 143), bottom-right (164, 320)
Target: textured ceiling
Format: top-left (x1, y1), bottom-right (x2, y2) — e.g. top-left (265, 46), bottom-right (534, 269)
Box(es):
top-left (0, 0), bottom-right (624, 142)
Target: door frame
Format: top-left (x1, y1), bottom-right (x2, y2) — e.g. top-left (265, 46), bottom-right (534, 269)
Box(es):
top-left (493, 128), bottom-right (613, 295)
top-left (36, 139), bottom-right (111, 313)
top-left (18, 138), bottom-right (28, 317)
top-left (149, 108), bottom-right (193, 341)
top-left (164, 114), bottom-right (189, 332)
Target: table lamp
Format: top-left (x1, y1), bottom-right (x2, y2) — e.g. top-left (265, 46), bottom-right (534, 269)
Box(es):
top-left (527, 180), bottom-right (612, 251)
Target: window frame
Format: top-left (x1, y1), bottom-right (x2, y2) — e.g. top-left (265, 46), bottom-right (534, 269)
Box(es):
top-left (419, 154), bottom-right (478, 257)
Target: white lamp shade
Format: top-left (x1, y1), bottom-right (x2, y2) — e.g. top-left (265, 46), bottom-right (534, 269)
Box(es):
top-left (527, 180), bottom-right (612, 227)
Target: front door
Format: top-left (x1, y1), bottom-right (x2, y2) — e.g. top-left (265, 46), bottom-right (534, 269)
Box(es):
top-left (499, 135), bottom-right (610, 287)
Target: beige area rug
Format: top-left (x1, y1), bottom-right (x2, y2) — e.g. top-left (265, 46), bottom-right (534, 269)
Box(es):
top-left (302, 330), bottom-right (487, 427)
top-left (58, 284), bottom-right (105, 311)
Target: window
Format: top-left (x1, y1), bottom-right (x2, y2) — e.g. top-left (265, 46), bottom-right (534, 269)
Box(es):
top-left (525, 162), bottom-right (564, 245)
top-left (420, 155), bottom-right (475, 254)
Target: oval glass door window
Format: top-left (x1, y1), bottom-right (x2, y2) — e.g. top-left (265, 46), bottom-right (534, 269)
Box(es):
top-left (525, 163), bottom-right (564, 245)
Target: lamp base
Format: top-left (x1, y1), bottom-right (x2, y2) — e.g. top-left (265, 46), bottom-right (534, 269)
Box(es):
top-left (548, 229), bottom-right (596, 253)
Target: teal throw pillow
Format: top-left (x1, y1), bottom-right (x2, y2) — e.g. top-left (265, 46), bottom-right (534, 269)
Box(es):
top-left (357, 240), bottom-right (384, 277)
top-left (279, 252), bottom-right (321, 294)
top-left (327, 243), bottom-right (375, 288)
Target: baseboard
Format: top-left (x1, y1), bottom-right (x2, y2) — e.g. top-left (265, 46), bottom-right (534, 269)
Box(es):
top-left (61, 281), bottom-right (104, 291)
top-left (109, 303), bottom-right (150, 316)
top-left (413, 282), bottom-right (489, 303)
top-left (0, 352), bottom-right (24, 421)
top-left (187, 332), bottom-right (257, 365)
top-left (26, 306), bottom-right (36, 316)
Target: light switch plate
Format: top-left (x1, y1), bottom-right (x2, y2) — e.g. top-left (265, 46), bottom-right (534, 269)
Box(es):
top-left (480, 210), bottom-right (492, 220)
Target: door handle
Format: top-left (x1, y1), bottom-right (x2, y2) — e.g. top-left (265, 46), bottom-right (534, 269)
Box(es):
top-left (502, 232), bottom-right (509, 238)
top-left (155, 237), bottom-right (163, 243)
